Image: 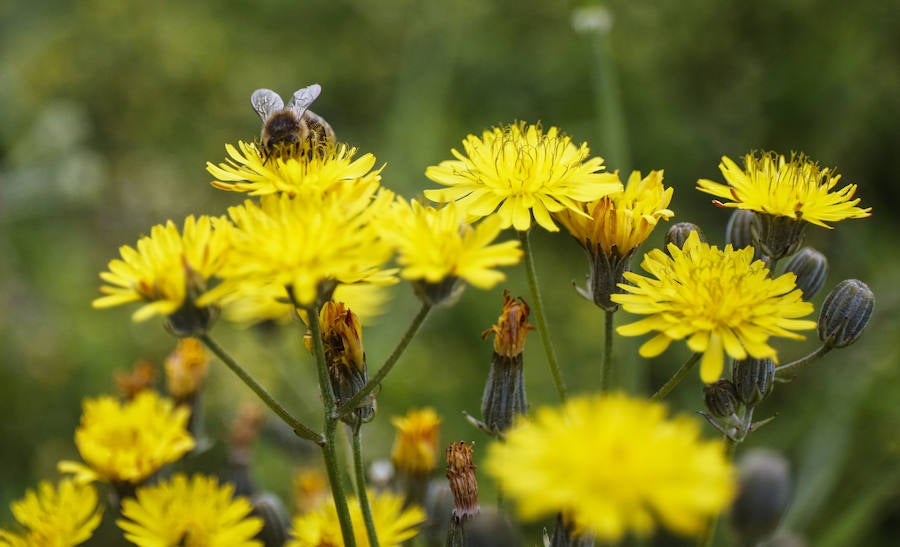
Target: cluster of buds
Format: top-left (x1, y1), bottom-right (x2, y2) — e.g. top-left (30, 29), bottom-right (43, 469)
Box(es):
top-left (702, 357), bottom-right (777, 443)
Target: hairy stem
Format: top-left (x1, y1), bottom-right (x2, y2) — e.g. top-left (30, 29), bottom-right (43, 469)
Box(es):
top-left (650, 353), bottom-right (701, 401)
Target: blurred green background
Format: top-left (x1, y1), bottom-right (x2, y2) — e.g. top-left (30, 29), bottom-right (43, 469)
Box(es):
top-left (1, 0), bottom-right (898, 545)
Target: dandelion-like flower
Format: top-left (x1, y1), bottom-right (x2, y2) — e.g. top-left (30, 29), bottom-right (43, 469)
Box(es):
top-left (58, 391), bottom-right (195, 485)
top-left (287, 490), bottom-right (425, 547)
top-left (203, 181), bottom-right (396, 308)
top-left (484, 393), bottom-right (735, 541)
top-left (117, 474), bottom-right (263, 547)
top-left (207, 140), bottom-right (382, 196)
top-left (611, 231), bottom-right (817, 383)
top-left (424, 122), bottom-right (622, 232)
top-left (93, 215), bottom-right (230, 331)
top-left (0, 479), bottom-right (102, 547)
top-left (696, 151), bottom-right (871, 228)
top-left (556, 169), bottom-right (674, 310)
top-left (390, 408), bottom-right (442, 475)
top-left (380, 199), bottom-right (522, 291)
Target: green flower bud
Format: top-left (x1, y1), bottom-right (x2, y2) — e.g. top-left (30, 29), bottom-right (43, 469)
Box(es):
top-left (818, 279), bottom-right (874, 349)
top-left (752, 213), bottom-right (806, 260)
top-left (250, 492), bottom-right (291, 547)
top-left (726, 210), bottom-right (760, 250)
top-left (665, 222), bottom-right (705, 251)
top-left (783, 247), bottom-right (828, 300)
top-left (481, 292), bottom-right (532, 433)
top-left (704, 380), bottom-right (739, 418)
top-left (732, 357), bottom-right (775, 407)
top-left (730, 449), bottom-right (792, 547)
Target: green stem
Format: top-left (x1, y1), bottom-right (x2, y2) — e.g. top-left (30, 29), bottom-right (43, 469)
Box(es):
top-left (518, 229), bottom-right (567, 402)
top-left (307, 307), bottom-right (357, 547)
top-left (337, 301), bottom-right (432, 417)
top-left (775, 345), bottom-right (832, 375)
top-left (352, 421), bottom-right (379, 547)
top-left (650, 353), bottom-right (701, 401)
top-left (586, 9), bottom-right (630, 171)
top-left (599, 309), bottom-right (615, 391)
top-left (199, 334), bottom-right (323, 445)
top-left (697, 438), bottom-right (738, 547)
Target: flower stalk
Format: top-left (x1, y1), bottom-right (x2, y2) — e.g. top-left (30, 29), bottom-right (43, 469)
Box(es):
top-left (651, 352), bottom-right (701, 400)
top-left (352, 420), bottom-right (379, 547)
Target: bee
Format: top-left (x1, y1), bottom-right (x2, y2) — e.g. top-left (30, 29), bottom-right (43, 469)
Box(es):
top-left (251, 84), bottom-right (336, 160)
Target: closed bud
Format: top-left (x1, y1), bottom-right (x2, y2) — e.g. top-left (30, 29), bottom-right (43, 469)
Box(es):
top-left (732, 357), bottom-right (775, 407)
top-left (481, 291), bottom-right (532, 433)
top-left (665, 222), bottom-right (705, 251)
top-left (250, 492), bottom-right (291, 547)
top-left (704, 380), bottom-right (739, 418)
top-left (726, 210), bottom-right (763, 261)
top-left (752, 213), bottom-right (806, 260)
top-left (730, 449), bottom-right (792, 547)
top-left (783, 247), bottom-right (828, 300)
top-left (818, 279), bottom-right (874, 349)
top-left (446, 442), bottom-right (479, 524)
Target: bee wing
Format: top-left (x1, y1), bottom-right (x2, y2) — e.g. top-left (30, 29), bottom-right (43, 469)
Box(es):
top-left (286, 84), bottom-right (322, 117)
top-left (250, 89), bottom-right (284, 121)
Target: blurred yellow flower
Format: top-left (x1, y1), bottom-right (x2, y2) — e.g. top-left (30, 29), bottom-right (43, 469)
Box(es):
top-left (425, 122), bottom-right (622, 232)
top-left (93, 215), bottom-right (231, 322)
top-left (207, 140), bottom-right (382, 196)
top-left (287, 490), bottom-right (424, 547)
top-left (556, 169), bottom-right (674, 257)
top-left (58, 391), bottom-right (195, 484)
top-left (612, 231), bottom-right (816, 383)
top-left (696, 151), bottom-right (871, 228)
top-left (164, 337), bottom-right (210, 399)
top-left (380, 199), bottom-right (522, 289)
top-left (484, 393), bottom-right (735, 541)
top-left (201, 181), bottom-right (396, 308)
top-left (0, 479), bottom-right (102, 547)
top-left (390, 408), bottom-right (442, 475)
top-left (117, 474), bottom-right (263, 547)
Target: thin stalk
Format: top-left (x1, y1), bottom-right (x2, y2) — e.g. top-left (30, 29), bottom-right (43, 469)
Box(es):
top-left (697, 437), bottom-right (738, 547)
top-left (307, 307), bottom-right (357, 547)
top-left (199, 334), bottom-right (323, 444)
top-left (352, 421), bottom-right (379, 547)
top-left (650, 353), bottom-right (701, 401)
top-left (599, 309), bottom-right (615, 391)
top-left (337, 301), bottom-right (432, 417)
top-left (518, 229), bottom-right (567, 402)
top-left (775, 345), bottom-right (832, 375)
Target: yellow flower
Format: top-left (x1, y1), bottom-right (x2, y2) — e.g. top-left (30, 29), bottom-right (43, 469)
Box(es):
top-left (117, 474), bottom-right (263, 547)
top-left (58, 391), bottom-right (195, 484)
top-left (424, 122), bottom-right (622, 232)
top-left (390, 408), bottom-right (442, 475)
top-left (0, 479), bottom-right (102, 547)
top-left (556, 169), bottom-right (674, 257)
top-left (380, 199), bottom-right (522, 289)
top-left (287, 490), bottom-right (425, 547)
top-left (93, 215), bottom-right (231, 323)
top-left (207, 140), bottom-right (382, 196)
top-left (165, 338), bottom-right (210, 399)
top-left (484, 393), bottom-right (735, 541)
top-left (696, 151), bottom-right (871, 228)
top-left (202, 181), bottom-right (396, 308)
top-left (222, 283), bottom-right (391, 326)
top-left (611, 231), bottom-right (816, 383)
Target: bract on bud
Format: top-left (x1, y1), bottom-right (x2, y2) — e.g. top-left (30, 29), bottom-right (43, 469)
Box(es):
top-left (732, 357), bottom-right (775, 407)
top-left (752, 213), bottom-right (806, 260)
top-left (818, 279), bottom-right (874, 349)
top-left (783, 247), bottom-right (828, 300)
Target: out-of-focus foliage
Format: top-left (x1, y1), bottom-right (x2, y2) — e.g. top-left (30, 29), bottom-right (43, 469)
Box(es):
top-left (1, 0), bottom-right (898, 545)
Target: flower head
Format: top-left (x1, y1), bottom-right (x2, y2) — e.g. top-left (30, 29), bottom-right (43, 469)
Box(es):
top-left (484, 393), bottom-right (735, 541)
top-left (556, 169), bottom-right (674, 257)
top-left (390, 408), bottom-right (442, 475)
top-left (207, 140), bottom-right (382, 197)
top-left (117, 474), bottom-right (263, 547)
top-left (94, 215), bottom-right (230, 333)
top-left (0, 479), bottom-right (102, 547)
top-left (696, 151), bottom-right (871, 228)
top-left (380, 199), bottom-right (522, 290)
top-left (165, 337), bottom-right (210, 400)
top-left (425, 122), bottom-right (622, 232)
top-left (611, 231), bottom-right (817, 383)
top-left (58, 391), bottom-right (195, 484)
top-left (287, 490), bottom-right (425, 547)
top-left (203, 181), bottom-right (396, 308)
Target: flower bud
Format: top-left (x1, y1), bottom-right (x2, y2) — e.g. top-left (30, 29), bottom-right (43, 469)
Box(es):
top-left (730, 449), bottom-right (792, 546)
top-left (164, 299), bottom-right (219, 338)
top-left (732, 357), bottom-right (775, 407)
top-left (665, 222), bottom-right (705, 251)
top-left (250, 492), bottom-right (291, 547)
top-left (725, 210), bottom-right (763, 261)
top-left (704, 380), bottom-right (739, 418)
top-left (391, 408), bottom-right (442, 507)
top-left (752, 213), bottom-right (806, 260)
top-left (413, 276), bottom-right (466, 307)
top-left (576, 246), bottom-right (635, 312)
top-left (783, 247), bottom-right (828, 300)
top-left (115, 360), bottom-right (157, 400)
top-left (446, 442), bottom-right (479, 524)
top-left (481, 291), bottom-right (532, 433)
top-left (165, 338), bottom-right (210, 401)
top-left (818, 279), bottom-right (874, 349)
